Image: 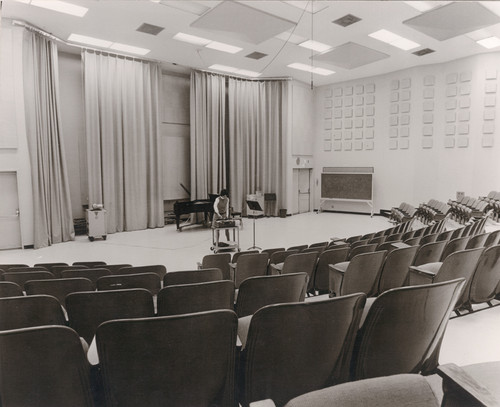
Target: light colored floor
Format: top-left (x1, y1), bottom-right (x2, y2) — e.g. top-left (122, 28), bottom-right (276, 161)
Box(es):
top-left (1, 211), bottom-right (499, 367)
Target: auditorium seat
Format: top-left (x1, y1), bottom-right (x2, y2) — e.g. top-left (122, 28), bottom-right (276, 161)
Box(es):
top-left (61, 268), bottom-right (111, 288)
top-left (198, 252), bottom-right (232, 280)
top-left (51, 264), bottom-right (89, 278)
top-left (0, 263), bottom-right (29, 271)
top-left (465, 232), bottom-right (489, 250)
top-left (157, 280), bottom-right (234, 316)
top-left (438, 361), bottom-right (500, 406)
top-left (9, 266), bottom-right (49, 272)
top-left (25, 278), bottom-right (94, 308)
top-left (235, 273), bottom-right (307, 318)
top-left (351, 278), bottom-right (465, 380)
top-left (0, 326), bottom-right (95, 407)
top-left (260, 247), bottom-right (286, 257)
top-left (96, 310), bottom-right (238, 407)
top-left (347, 242), bottom-right (378, 260)
top-left (34, 262), bottom-right (69, 273)
top-left (287, 244), bottom-right (308, 252)
top-left (3, 271), bottom-right (55, 289)
top-left (163, 268), bottom-right (223, 286)
top-left (268, 250), bottom-right (299, 274)
top-left (408, 249), bottom-right (484, 312)
top-left (234, 253), bottom-right (269, 289)
top-left (484, 230), bottom-right (500, 248)
top-left (377, 245), bottom-right (419, 294)
top-left (240, 294), bottom-right (366, 407)
top-left (66, 288), bottom-right (155, 344)
top-left (232, 250), bottom-right (260, 263)
top-left (0, 295), bottom-right (66, 330)
top-left (461, 245), bottom-right (500, 312)
top-left (249, 373), bottom-right (441, 407)
top-left (116, 264), bottom-right (166, 278)
top-left (73, 261), bottom-right (107, 268)
top-left (95, 263), bottom-right (132, 274)
top-left (313, 247), bottom-right (349, 294)
top-left (411, 240), bottom-right (447, 266)
top-left (329, 250), bottom-right (387, 297)
top-left (97, 273), bottom-right (161, 295)
top-left (0, 281), bottom-right (23, 298)
top-left (439, 236), bottom-right (470, 261)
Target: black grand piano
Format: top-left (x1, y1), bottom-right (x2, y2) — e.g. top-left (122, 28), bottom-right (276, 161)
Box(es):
top-left (173, 198), bottom-right (215, 231)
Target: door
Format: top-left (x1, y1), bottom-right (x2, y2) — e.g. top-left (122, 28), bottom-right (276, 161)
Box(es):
top-left (298, 169), bottom-right (311, 213)
top-left (0, 172), bottom-right (22, 249)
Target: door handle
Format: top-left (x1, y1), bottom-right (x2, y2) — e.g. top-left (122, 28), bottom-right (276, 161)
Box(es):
top-left (15, 209), bottom-right (20, 216)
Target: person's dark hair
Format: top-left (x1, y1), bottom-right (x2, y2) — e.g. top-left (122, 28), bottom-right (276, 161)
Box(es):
top-left (220, 189), bottom-right (228, 197)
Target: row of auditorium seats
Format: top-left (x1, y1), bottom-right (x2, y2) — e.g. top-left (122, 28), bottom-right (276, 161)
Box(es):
top-left (0, 276), bottom-right (481, 407)
top-left (390, 190), bottom-right (500, 227)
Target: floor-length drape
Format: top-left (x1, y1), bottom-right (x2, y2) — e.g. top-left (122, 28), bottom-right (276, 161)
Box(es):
top-left (23, 30), bottom-right (74, 249)
top-left (228, 78), bottom-right (289, 214)
top-left (83, 51), bottom-right (163, 233)
top-left (190, 71), bottom-right (226, 200)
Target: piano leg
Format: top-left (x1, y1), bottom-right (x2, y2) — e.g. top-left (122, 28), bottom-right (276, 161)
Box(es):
top-left (176, 215), bottom-right (181, 231)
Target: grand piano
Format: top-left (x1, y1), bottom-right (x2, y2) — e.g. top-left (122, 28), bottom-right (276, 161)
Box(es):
top-left (173, 198), bottom-right (215, 231)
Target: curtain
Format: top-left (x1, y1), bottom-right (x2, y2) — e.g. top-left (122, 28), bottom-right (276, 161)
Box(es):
top-left (23, 30), bottom-right (74, 249)
top-left (228, 78), bottom-right (289, 215)
top-left (190, 71), bottom-right (227, 200)
top-left (83, 50), bottom-right (163, 233)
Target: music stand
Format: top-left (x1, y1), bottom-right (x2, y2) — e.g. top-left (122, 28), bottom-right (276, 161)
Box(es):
top-left (246, 200), bottom-right (262, 250)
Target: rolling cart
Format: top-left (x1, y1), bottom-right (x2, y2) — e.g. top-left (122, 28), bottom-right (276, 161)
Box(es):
top-left (86, 208), bottom-right (107, 242)
top-left (211, 220), bottom-right (240, 253)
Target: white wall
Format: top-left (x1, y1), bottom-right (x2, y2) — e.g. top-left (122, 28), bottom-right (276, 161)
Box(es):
top-left (0, 24), bottom-right (34, 246)
top-left (314, 52), bottom-right (500, 213)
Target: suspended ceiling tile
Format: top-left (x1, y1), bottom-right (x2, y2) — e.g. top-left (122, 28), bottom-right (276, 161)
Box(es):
top-left (314, 42), bottom-right (389, 70)
top-left (190, 1), bottom-right (296, 44)
top-left (403, 2), bottom-right (500, 41)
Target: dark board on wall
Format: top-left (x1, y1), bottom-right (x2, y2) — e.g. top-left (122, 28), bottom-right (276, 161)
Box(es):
top-left (321, 172), bottom-right (373, 200)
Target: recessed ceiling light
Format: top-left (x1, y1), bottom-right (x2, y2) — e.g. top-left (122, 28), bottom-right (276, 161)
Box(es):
top-left (173, 32), bottom-right (211, 46)
top-left (110, 43), bottom-right (151, 56)
top-left (287, 63), bottom-right (335, 76)
top-left (209, 64), bottom-right (239, 73)
top-left (299, 40), bottom-right (332, 53)
top-left (404, 1), bottom-right (449, 12)
top-left (68, 34), bottom-right (113, 48)
top-left (30, 0), bottom-right (88, 17)
top-left (283, 1), bottom-right (328, 14)
top-left (208, 65), bottom-right (261, 78)
top-left (236, 69), bottom-right (261, 78)
top-left (369, 29), bottom-right (420, 51)
top-left (275, 31), bottom-right (307, 45)
top-left (205, 41), bottom-right (242, 54)
top-left (477, 36), bottom-right (500, 49)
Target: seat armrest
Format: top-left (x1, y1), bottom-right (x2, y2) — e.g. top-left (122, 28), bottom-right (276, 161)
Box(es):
top-left (409, 266), bottom-right (437, 277)
top-left (249, 400), bottom-right (277, 407)
top-left (438, 363), bottom-right (500, 407)
top-left (329, 263), bottom-right (346, 274)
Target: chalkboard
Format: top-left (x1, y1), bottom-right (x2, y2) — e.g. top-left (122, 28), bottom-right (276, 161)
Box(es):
top-left (321, 173), bottom-right (373, 200)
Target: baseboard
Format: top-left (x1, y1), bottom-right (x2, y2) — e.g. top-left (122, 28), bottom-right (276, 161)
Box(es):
top-left (313, 209), bottom-right (383, 217)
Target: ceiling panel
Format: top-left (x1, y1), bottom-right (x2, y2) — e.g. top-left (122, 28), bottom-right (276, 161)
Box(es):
top-left (314, 42), bottom-right (389, 69)
top-left (403, 2), bottom-right (500, 41)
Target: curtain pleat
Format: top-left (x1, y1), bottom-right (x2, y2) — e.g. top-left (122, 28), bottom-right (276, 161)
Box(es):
top-left (23, 30), bottom-right (74, 249)
top-left (228, 78), bottom-right (289, 215)
top-left (83, 51), bottom-right (163, 233)
top-left (190, 71), bottom-right (226, 200)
